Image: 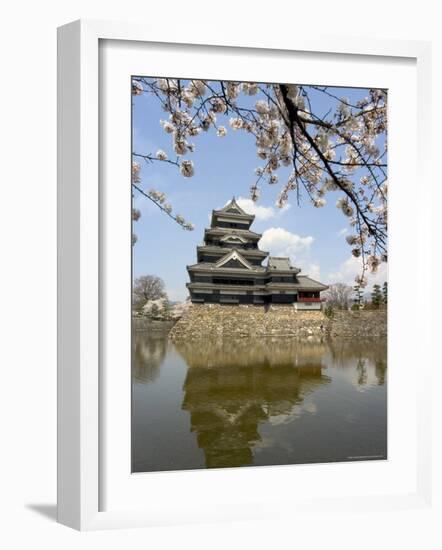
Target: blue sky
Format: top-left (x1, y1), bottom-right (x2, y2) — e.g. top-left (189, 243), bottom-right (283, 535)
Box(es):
top-left (132, 82), bottom-right (387, 301)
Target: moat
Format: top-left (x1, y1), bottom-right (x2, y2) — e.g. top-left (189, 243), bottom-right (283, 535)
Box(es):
top-left (132, 330), bottom-right (387, 472)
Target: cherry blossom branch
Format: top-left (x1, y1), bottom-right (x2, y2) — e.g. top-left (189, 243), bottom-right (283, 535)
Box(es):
top-left (131, 77), bottom-right (388, 280)
top-left (132, 184), bottom-right (194, 231)
top-left (133, 152), bottom-right (180, 168)
top-left (279, 84), bottom-right (386, 247)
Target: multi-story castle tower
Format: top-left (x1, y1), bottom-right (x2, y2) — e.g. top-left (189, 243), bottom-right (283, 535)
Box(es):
top-left (186, 198), bottom-right (328, 308)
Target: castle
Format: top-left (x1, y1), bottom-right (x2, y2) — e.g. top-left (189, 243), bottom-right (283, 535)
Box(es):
top-left (186, 198), bottom-right (328, 309)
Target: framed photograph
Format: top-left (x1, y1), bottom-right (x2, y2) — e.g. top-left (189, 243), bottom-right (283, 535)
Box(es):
top-left (57, 20), bottom-right (433, 530)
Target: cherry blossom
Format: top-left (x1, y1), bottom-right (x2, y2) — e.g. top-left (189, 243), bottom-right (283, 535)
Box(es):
top-left (131, 77), bottom-right (388, 276)
top-left (180, 160), bottom-right (195, 178)
top-left (156, 150), bottom-right (168, 161)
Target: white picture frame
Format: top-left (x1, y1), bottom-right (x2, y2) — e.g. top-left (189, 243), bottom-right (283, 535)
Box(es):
top-left (57, 19), bottom-right (433, 531)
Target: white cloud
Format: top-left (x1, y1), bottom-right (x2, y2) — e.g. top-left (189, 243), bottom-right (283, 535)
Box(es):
top-left (225, 197), bottom-right (290, 221)
top-left (260, 227), bottom-right (314, 260)
top-left (337, 227), bottom-right (348, 237)
top-left (259, 228), bottom-right (321, 277)
top-left (301, 262), bottom-right (321, 281)
top-left (327, 256), bottom-right (388, 287)
top-left (236, 198), bottom-right (275, 220)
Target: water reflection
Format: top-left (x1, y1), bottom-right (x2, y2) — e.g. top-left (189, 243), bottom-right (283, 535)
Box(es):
top-left (326, 339), bottom-right (388, 390)
top-left (132, 330), bottom-right (167, 383)
top-left (176, 339), bottom-right (331, 468)
top-left (132, 333), bottom-right (387, 472)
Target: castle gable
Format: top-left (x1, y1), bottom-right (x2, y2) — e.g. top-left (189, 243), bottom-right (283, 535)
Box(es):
top-left (215, 249), bottom-right (253, 270)
top-left (217, 198), bottom-right (248, 216)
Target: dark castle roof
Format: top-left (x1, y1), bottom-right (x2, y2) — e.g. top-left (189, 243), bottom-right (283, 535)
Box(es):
top-left (210, 198), bottom-right (254, 228)
top-left (268, 257), bottom-right (296, 271)
top-left (187, 198), bottom-right (328, 294)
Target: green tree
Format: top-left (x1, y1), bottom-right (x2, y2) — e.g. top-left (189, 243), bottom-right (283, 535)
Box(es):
top-left (149, 302), bottom-right (160, 319)
top-left (160, 299), bottom-right (172, 319)
top-left (371, 284), bottom-right (382, 309)
top-left (353, 284), bottom-right (363, 309)
top-left (382, 281), bottom-right (388, 305)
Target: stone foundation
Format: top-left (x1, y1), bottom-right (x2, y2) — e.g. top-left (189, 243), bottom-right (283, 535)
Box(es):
top-left (328, 310), bottom-right (387, 338)
top-left (169, 304), bottom-right (328, 340)
top-left (168, 304), bottom-right (387, 340)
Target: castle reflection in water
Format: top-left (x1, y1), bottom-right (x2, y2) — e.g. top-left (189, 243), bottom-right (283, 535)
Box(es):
top-left (178, 339), bottom-right (331, 468)
top-left (132, 332), bottom-right (387, 471)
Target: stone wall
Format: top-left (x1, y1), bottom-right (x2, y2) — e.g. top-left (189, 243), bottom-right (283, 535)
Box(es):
top-left (328, 310), bottom-right (387, 338)
top-left (168, 304), bottom-right (387, 340)
top-left (132, 318), bottom-right (176, 332)
top-left (169, 304), bottom-right (328, 340)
